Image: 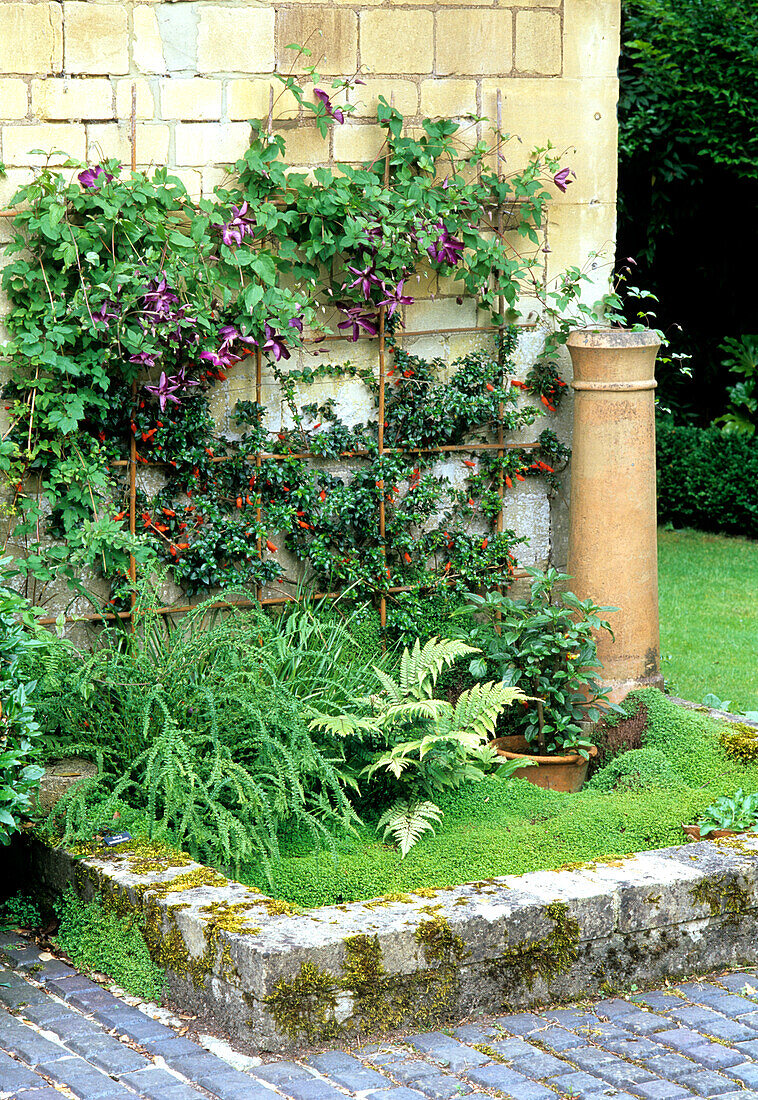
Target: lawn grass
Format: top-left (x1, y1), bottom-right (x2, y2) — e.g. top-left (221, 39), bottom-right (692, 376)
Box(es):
top-left (658, 528), bottom-right (758, 713)
top-left (244, 690), bottom-right (758, 906)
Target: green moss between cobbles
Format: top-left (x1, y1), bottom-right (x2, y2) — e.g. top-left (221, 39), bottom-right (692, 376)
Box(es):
top-left (240, 691), bottom-right (758, 907)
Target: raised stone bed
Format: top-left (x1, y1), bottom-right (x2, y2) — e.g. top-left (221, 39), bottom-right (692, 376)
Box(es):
top-left (23, 831), bottom-right (758, 1053)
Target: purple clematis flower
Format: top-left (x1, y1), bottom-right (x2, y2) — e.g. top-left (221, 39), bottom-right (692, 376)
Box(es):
top-left (221, 201), bottom-right (256, 248)
top-left (92, 299), bottom-right (120, 329)
top-left (338, 307), bottom-right (379, 342)
top-left (130, 351), bottom-right (160, 369)
top-left (379, 280), bottom-right (414, 318)
top-left (144, 371), bottom-right (182, 411)
top-left (427, 223), bottom-right (465, 266)
top-left (78, 165), bottom-right (114, 190)
top-left (168, 366), bottom-right (200, 391)
top-left (262, 324), bottom-right (291, 362)
top-left (346, 264), bottom-right (380, 300)
top-left (553, 167), bottom-right (575, 193)
top-left (217, 324), bottom-right (257, 353)
top-left (141, 276), bottom-right (180, 321)
top-left (314, 88), bottom-right (345, 125)
top-left (288, 317), bottom-right (304, 334)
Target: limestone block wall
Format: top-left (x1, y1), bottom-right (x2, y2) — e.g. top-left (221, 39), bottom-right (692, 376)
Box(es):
top-left (0, 0), bottom-right (620, 578)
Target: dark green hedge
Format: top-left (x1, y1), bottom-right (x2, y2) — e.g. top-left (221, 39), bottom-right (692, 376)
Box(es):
top-left (657, 423), bottom-right (758, 537)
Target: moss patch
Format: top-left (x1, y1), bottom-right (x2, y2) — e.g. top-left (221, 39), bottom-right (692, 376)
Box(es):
top-left (242, 692), bottom-right (758, 907)
top-left (691, 874), bottom-right (753, 924)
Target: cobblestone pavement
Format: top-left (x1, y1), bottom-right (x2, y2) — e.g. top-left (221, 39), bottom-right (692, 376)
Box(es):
top-left (4, 933), bottom-right (758, 1100)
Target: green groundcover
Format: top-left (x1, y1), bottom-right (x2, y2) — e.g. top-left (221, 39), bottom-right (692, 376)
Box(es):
top-left (242, 690), bottom-right (758, 907)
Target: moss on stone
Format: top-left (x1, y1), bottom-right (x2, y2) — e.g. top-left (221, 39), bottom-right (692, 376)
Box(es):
top-left (691, 874), bottom-right (752, 923)
top-left (264, 961), bottom-right (341, 1044)
top-left (493, 901), bottom-right (580, 996)
top-left (720, 723), bottom-right (758, 764)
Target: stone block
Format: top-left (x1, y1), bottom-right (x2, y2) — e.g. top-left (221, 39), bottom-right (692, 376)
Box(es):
top-left (63, 3), bottom-right (129, 76)
top-left (482, 78), bottom-right (619, 205)
top-left (515, 11), bottom-right (562, 75)
top-left (436, 11), bottom-right (512, 76)
top-left (276, 125), bottom-right (330, 166)
top-left (420, 80), bottom-right (477, 118)
top-left (278, 10), bottom-right (358, 76)
top-left (175, 123), bottom-right (252, 167)
top-left (0, 5), bottom-right (62, 75)
top-left (0, 79), bottom-right (29, 120)
top-left (161, 79), bottom-right (223, 121)
top-left (563, 0), bottom-right (621, 80)
top-left (2, 124), bottom-right (86, 167)
top-left (134, 6), bottom-right (168, 75)
top-left (348, 79), bottom-right (418, 119)
top-left (86, 123), bottom-right (170, 167)
top-left (360, 12), bottom-right (434, 75)
top-left (332, 123), bottom-right (384, 163)
top-left (32, 78), bottom-right (114, 122)
top-left (228, 79), bottom-right (300, 123)
top-left (197, 8), bottom-right (275, 74)
top-left (115, 79), bottom-right (156, 122)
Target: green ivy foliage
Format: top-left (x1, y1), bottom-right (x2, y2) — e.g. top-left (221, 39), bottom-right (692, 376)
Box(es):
top-left (0, 99), bottom-right (574, 612)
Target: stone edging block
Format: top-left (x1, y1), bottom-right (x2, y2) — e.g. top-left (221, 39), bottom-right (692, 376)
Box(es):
top-left (21, 833), bottom-right (758, 1052)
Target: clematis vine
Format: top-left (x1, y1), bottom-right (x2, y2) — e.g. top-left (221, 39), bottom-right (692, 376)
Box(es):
top-left (338, 306), bottom-right (379, 341)
top-left (553, 167), bottom-right (575, 193)
top-left (144, 371), bottom-right (181, 411)
top-left (427, 223), bottom-right (465, 266)
top-left (379, 280), bottom-right (414, 319)
top-left (141, 275), bottom-right (180, 321)
top-left (91, 299), bottom-right (120, 329)
top-left (262, 324), bottom-right (291, 362)
top-left (346, 263), bottom-right (380, 300)
top-left (313, 89), bottom-right (345, 125)
top-left (129, 351), bottom-right (160, 369)
top-left (220, 201), bottom-right (256, 248)
top-left (78, 165), bottom-right (114, 190)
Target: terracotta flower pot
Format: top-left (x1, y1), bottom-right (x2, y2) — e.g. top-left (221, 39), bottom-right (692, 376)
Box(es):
top-left (682, 825), bottom-right (740, 842)
top-left (491, 737), bottom-right (598, 793)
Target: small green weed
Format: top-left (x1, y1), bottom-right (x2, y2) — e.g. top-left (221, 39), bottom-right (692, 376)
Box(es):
top-left (0, 894), bottom-right (42, 931)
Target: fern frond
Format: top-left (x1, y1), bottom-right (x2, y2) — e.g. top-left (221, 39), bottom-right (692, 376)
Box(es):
top-left (451, 681), bottom-right (525, 740)
top-left (376, 799), bottom-right (443, 857)
top-left (399, 637), bottom-right (479, 700)
top-left (307, 712), bottom-right (381, 739)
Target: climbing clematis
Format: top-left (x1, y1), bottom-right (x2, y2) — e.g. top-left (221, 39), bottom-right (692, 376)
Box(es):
top-left (220, 202), bottom-right (256, 248)
top-left (346, 264), bottom-right (380, 300)
top-left (553, 167), bottom-right (575, 193)
top-left (78, 165), bottom-right (114, 190)
top-left (262, 324), bottom-right (290, 362)
top-left (379, 280), bottom-right (414, 318)
top-left (314, 89), bottom-right (345, 124)
top-left (144, 371), bottom-right (182, 411)
top-left (338, 307), bottom-right (379, 341)
top-left (427, 223), bottom-right (465, 266)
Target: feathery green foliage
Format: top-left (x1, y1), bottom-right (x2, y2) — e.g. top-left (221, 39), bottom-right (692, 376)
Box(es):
top-left (33, 583), bottom-right (386, 879)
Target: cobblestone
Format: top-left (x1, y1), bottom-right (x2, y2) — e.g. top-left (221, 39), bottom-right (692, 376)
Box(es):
top-left (3, 934), bottom-right (758, 1100)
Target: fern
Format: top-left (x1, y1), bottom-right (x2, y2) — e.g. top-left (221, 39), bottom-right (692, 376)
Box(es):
top-left (376, 637), bottom-right (478, 702)
top-left (376, 799), bottom-right (443, 857)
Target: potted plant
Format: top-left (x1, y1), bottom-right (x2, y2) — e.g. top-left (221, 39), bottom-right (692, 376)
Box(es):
top-left (452, 567), bottom-right (621, 793)
top-left (684, 790), bottom-right (758, 841)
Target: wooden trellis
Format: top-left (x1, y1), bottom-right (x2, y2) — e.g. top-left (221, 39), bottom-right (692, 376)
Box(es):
top-left (2, 87), bottom-right (553, 631)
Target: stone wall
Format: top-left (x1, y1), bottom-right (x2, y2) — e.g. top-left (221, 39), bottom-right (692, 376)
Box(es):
top-left (0, 0), bottom-right (621, 588)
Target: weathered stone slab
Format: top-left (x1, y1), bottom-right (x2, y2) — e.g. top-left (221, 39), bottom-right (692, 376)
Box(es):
top-left (19, 833), bottom-right (758, 1052)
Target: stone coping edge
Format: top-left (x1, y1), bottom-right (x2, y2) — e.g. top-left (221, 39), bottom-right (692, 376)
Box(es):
top-left (21, 830), bottom-right (758, 1054)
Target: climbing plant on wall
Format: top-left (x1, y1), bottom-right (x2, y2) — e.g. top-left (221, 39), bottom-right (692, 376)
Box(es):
top-left (0, 88), bottom-right (577, 615)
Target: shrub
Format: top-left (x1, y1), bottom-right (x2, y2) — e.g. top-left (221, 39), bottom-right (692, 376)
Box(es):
top-left (0, 562), bottom-right (44, 846)
top-left (657, 423), bottom-right (758, 537)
